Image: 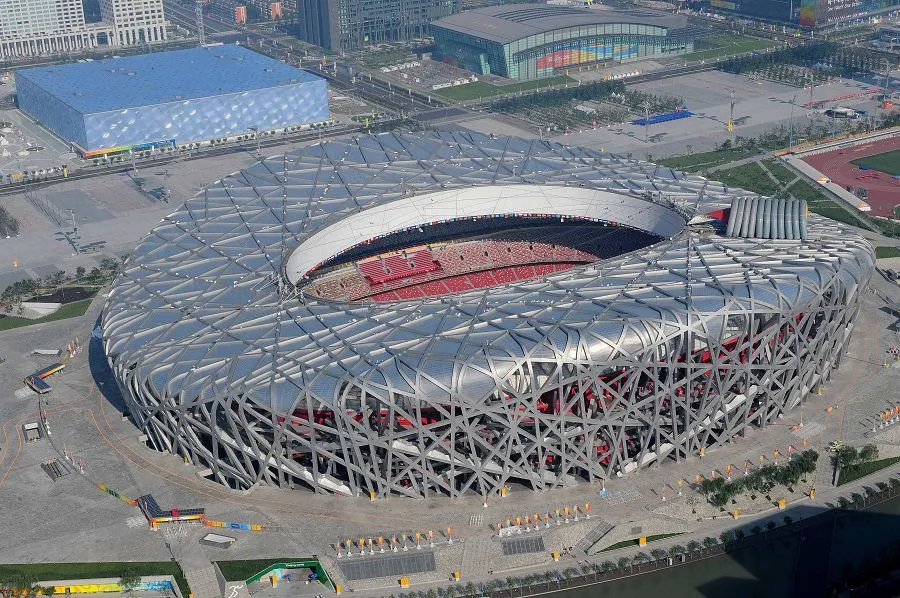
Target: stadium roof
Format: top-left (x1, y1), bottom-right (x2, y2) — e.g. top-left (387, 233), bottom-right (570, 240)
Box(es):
top-left (14, 45), bottom-right (320, 114)
top-left (431, 4), bottom-right (686, 44)
top-left (285, 185), bottom-right (684, 281)
top-left (103, 131), bottom-right (873, 404)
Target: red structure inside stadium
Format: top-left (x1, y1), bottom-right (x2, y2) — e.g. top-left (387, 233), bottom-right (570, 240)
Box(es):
top-left (301, 215), bottom-right (660, 302)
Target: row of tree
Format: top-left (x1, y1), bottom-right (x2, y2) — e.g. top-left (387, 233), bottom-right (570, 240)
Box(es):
top-left (1, 257), bottom-right (124, 304)
top-left (489, 80), bottom-right (625, 114)
top-left (720, 41), bottom-right (894, 78)
top-left (699, 450), bottom-right (819, 508)
top-left (392, 520), bottom-right (807, 598)
top-left (0, 204), bottom-right (19, 238)
top-left (833, 443), bottom-right (879, 469)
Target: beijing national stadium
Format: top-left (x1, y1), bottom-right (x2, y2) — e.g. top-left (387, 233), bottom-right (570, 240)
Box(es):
top-left (101, 132), bottom-right (874, 499)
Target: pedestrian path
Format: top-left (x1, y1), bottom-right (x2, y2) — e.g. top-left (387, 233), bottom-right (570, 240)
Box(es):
top-left (461, 536), bottom-right (494, 576)
top-left (574, 519), bottom-right (613, 554)
top-left (184, 565), bottom-right (220, 598)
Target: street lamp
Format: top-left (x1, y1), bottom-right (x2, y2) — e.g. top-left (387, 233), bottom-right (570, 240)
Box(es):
top-left (788, 93), bottom-right (797, 153)
top-left (248, 126), bottom-right (261, 156)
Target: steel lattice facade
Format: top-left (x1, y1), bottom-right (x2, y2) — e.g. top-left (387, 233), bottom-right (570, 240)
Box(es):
top-left (101, 132), bottom-right (874, 499)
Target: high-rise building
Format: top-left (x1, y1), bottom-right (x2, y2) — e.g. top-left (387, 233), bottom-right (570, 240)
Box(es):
top-left (100, 0), bottom-right (167, 45)
top-left (698, 0), bottom-right (900, 28)
top-left (297, 0), bottom-right (459, 51)
top-left (0, 0), bottom-right (107, 58)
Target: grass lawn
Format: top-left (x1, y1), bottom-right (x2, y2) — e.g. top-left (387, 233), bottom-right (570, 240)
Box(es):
top-left (359, 50), bottom-right (415, 69)
top-left (216, 559), bottom-right (327, 583)
top-left (0, 562), bottom-right (189, 596)
top-left (713, 162), bottom-right (782, 197)
top-left (851, 149), bottom-right (900, 176)
top-left (787, 180), bottom-right (870, 228)
top-left (657, 147), bottom-right (759, 172)
top-left (682, 35), bottom-right (779, 62)
top-left (600, 532), bottom-right (683, 552)
top-left (838, 456), bottom-right (900, 486)
top-left (435, 75), bottom-right (573, 101)
top-left (0, 298), bottom-right (94, 331)
top-left (762, 159), bottom-right (798, 187)
top-left (217, 559), bottom-right (290, 582)
top-left (875, 246), bottom-right (900, 258)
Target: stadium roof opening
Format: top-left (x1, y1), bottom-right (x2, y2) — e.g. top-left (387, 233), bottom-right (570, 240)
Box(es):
top-left (285, 185), bottom-right (685, 283)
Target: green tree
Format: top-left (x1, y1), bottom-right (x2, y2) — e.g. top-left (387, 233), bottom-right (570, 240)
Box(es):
top-left (119, 571), bottom-right (141, 596)
top-left (838, 446), bottom-right (859, 468)
top-left (76, 266), bottom-right (86, 280)
top-left (617, 556), bottom-right (631, 570)
top-left (686, 540), bottom-right (701, 553)
top-left (859, 444), bottom-right (879, 462)
top-left (702, 536), bottom-right (718, 550)
top-left (766, 521), bottom-right (777, 532)
top-left (650, 548), bottom-right (667, 561)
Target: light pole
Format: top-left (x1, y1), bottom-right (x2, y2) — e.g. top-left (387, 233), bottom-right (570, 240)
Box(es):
top-left (728, 89), bottom-right (735, 134)
top-left (644, 99), bottom-right (650, 143)
top-left (788, 93), bottom-right (797, 153)
top-left (248, 126), bottom-right (260, 156)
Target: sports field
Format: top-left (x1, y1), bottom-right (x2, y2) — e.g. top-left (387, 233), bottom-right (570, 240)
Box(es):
top-left (851, 149), bottom-right (900, 176)
top-left (803, 136), bottom-right (900, 218)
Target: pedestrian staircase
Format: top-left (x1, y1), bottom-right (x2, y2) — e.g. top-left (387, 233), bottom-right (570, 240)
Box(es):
top-left (574, 519), bottom-right (613, 554)
top-left (184, 565), bottom-right (221, 598)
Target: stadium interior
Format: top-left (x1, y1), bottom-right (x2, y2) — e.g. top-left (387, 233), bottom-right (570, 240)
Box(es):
top-left (301, 215), bottom-right (661, 302)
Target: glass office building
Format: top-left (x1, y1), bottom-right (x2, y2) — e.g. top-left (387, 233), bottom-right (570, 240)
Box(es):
top-left (703, 0), bottom-right (900, 27)
top-left (432, 5), bottom-right (692, 80)
top-left (298, 0), bottom-right (459, 51)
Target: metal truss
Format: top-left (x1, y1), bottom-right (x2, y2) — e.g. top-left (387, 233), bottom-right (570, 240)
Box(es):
top-left (101, 131), bottom-right (875, 499)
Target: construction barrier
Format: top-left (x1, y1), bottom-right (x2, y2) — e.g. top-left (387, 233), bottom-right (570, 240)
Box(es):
top-left (202, 519), bottom-right (267, 531)
top-left (96, 482), bottom-right (139, 506)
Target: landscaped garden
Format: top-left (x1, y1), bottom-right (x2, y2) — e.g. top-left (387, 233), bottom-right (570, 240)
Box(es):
top-left (0, 562), bottom-right (189, 596)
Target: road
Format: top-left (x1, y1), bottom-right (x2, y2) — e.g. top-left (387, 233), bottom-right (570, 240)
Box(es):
top-left (0, 122), bottom-right (364, 197)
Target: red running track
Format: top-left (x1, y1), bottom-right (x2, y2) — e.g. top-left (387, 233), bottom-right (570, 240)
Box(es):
top-left (802, 136), bottom-right (900, 218)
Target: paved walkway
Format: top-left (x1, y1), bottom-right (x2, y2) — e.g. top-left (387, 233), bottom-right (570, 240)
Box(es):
top-left (184, 566), bottom-right (220, 598)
